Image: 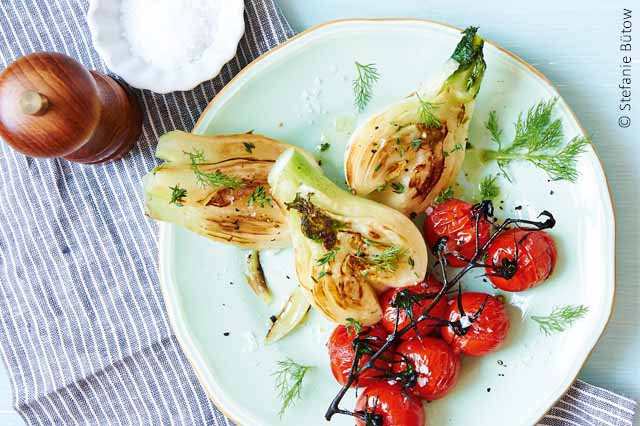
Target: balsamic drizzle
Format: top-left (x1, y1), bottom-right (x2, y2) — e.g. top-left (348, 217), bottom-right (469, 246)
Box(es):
top-left (324, 200), bottom-right (556, 424)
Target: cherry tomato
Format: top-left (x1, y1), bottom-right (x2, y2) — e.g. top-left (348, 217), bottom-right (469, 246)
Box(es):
top-left (440, 292), bottom-right (510, 356)
top-left (486, 228), bottom-right (557, 292)
top-left (379, 276), bottom-right (449, 339)
top-left (327, 324), bottom-right (389, 387)
top-left (393, 337), bottom-right (461, 400)
top-left (424, 198), bottom-right (492, 267)
top-left (355, 382), bottom-right (426, 426)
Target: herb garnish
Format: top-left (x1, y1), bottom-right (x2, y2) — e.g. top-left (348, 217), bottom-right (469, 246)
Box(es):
top-left (364, 246), bottom-right (407, 272)
top-left (479, 174), bottom-right (500, 201)
top-left (531, 305), bottom-right (589, 336)
top-left (417, 94), bottom-right (442, 128)
top-left (411, 139), bottom-right (423, 149)
top-left (273, 359), bottom-right (313, 417)
top-left (451, 143), bottom-right (464, 153)
top-left (318, 142), bottom-right (331, 152)
top-left (317, 249), bottom-right (338, 266)
top-left (244, 142), bottom-right (256, 153)
top-left (168, 185), bottom-right (187, 207)
top-left (248, 186), bottom-right (272, 208)
top-left (184, 149), bottom-right (244, 190)
top-left (391, 182), bottom-right (405, 194)
top-left (434, 186), bottom-right (454, 204)
top-left (353, 62), bottom-right (380, 112)
top-left (345, 318), bottom-right (363, 335)
top-left (482, 98), bottom-right (589, 182)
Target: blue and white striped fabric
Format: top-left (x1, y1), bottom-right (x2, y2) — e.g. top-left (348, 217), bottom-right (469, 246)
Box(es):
top-left (0, 1), bottom-right (635, 425)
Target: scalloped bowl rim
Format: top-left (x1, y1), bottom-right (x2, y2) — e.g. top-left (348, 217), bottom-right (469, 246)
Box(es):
top-left (87, 0), bottom-right (245, 93)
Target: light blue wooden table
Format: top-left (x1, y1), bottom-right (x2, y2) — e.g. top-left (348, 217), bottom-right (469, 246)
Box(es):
top-left (1, 1), bottom-right (637, 424)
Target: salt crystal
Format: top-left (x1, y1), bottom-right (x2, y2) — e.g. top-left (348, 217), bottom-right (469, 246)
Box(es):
top-left (121, 0), bottom-right (220, 71)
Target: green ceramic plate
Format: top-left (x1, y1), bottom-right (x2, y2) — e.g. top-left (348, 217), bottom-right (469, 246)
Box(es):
top-left (159, 19), bottom-right (615, 426)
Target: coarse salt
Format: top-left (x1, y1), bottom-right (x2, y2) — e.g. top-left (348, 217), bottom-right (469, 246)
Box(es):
top-left (121, 0), bottom-right (219, 71)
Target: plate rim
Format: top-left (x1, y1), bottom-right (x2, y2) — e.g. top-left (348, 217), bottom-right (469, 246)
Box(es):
top-left (159, 18), bottom-right (617, 426)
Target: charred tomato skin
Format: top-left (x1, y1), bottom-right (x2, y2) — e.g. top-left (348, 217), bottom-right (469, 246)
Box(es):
top-left (327, 324), bottom-right (389, 387)
top-left (424, 198), bottom-right (492, 267)
top-left (486, 228), bottom-right (557, 292)
top-left (393, 337), bottom-right (461, 400)
top-left (355, 382), bottom-right (426, 426)
top-left (440, 292), bottom-right (510, 356)
top-left (379, 275), bottom-right (449, 339)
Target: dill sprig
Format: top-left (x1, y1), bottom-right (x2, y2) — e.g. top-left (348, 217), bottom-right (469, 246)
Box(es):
top-left (345, 318), bottom-right (363, 335)
top-left (364, 246), bottom-right (407, 272)
top-left (168, 185), bottom-right (187, 207)
top-left (243, 142), bottom-right (255, 153)
top-left (391, 182), bottom-right (405, 194)
top-left (318, 142), bottom-right (331, 152)
top-left (434, 186), bottom-right (454, 204)
top-left (317, 248), bottom-right (338, 266)
top-left (479, 174), bottom-right (500, 201)
top-left (248, 186), bottom-right (271, 208)
top-left (273, 359), bottom-right (313, 417)
top-left (482, 99), bottom-right (589, 182)
top-left (184, 149), bottom-right (245, 190)
top-left (531, 305), bottom-right (589, 336)
top-left (417, 94), bottom-right (442, 128)
top-left (353, 62), bottom-right (380, 112)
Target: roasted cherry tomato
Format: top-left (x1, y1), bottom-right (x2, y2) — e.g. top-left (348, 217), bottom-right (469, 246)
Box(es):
top-left (327, 324), bottom-right (389, 387)
top-left (355, 382), bottom-right (426, 426)
top-left (393, 337), bottom-right (461, 400)
top-left (424, 198), bottom-right (492, 267)
top-left (379, 275), bottom-right (449, 339)
top-left (440, 292), bottom-right (510, 356)
top-left (485, 228), bottom-right (557, 292)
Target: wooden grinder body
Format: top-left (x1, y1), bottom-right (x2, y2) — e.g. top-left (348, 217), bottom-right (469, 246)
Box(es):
top-left (0, 52), bottom-right (142, 164)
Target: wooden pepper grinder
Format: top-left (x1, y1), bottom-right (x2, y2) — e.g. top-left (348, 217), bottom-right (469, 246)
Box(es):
top-left (0, 52), bottom-right (142, 164)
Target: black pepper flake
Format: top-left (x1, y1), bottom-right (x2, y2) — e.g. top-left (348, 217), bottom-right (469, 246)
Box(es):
top-left (286, 275), bottom-right (291, 279)
top-left (270, 315), bottom-right (277, 323)
top-left (410, 212), bottom-right (417, 219)
top-left (486, 387), bottom-right (491, 393)
top-left (498, 373), bottom-right (505, 377)
top-left (550, 190), bottom-right (554, 195)
top-left (498, 206), bottom-right (504, 210)
top-left (482, 278), bottom-right (488, 283)
top-left (61, 246), bottom-right (71, 255)
top-left (229, 282), bottom-right (234, 285)
top-left (371, 149), bottom-right (378, 154)
top-left (374, 126), bottom-right (379, 130)
top-left (514, 205), bottom-right (523, 210)
top-left (318, 160), bottom-right (323, 166)
top-left (223, 332), bottom-right (230, 336)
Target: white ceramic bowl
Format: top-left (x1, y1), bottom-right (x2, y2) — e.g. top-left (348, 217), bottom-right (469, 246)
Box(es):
top-left (87, 0), bottom-right (244, 93)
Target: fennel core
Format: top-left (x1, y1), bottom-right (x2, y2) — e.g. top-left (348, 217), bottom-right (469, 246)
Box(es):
top-left (480, 98), bottom-right (589, 182)
top-left (285, 193), bottom-right (343, 250)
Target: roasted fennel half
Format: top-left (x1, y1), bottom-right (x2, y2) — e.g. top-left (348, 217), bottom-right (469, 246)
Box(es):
top-left (269, 148), bottom-right (428, 326)
top-left (143, 131), bottom-right (312, 249)
top-left (345, 26), bottom-right (487, 216)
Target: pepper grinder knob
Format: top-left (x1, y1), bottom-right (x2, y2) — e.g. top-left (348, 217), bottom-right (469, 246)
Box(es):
top-left (0, 52), bottom-right (142, 164)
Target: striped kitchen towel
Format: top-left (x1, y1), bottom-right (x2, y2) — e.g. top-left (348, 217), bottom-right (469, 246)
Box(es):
top-left (0, 0), bottom-right (635, 425)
